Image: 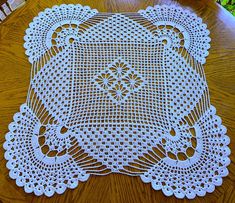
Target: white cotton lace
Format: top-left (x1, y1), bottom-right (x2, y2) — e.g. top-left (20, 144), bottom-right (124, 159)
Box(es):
top-left (3, 4), bottom-right (230, 199)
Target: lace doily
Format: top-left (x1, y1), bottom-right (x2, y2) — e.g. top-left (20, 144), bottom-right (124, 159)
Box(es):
top-left (3, 4), bottom-right (230, 199)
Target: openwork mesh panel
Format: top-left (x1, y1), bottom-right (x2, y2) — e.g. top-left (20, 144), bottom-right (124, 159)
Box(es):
top-left (3, 4), bottom-right (230, 199)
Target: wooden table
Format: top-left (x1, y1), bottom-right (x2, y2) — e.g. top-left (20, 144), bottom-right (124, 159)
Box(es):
top-left (0, 0), bottom-right (235, 202)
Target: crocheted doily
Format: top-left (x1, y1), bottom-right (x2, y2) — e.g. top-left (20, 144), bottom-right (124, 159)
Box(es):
top-left (3, 4), bottom-right (230, 199)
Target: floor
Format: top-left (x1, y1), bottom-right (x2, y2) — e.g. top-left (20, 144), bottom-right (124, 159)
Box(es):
top-left (0, 0), bottom-right (235, 202)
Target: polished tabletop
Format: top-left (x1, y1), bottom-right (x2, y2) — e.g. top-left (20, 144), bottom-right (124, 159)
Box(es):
top-left (0, 0), bottom-right (235, 202)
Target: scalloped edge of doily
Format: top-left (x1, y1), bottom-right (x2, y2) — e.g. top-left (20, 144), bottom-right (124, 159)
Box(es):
top-left (3, 103), bottom-right (90, 197)
top-left (138, 4), bottom-right (211, 65)
top-left (23, 4), bottom-right (98, 64)
top-left (139, 105), bottom-right (230, 199)
top-left (3, 104), bottom-right (231, 198)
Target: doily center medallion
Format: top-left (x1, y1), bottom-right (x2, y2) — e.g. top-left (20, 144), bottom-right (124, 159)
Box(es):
top-left (94, 58), bottom-right (145, 104)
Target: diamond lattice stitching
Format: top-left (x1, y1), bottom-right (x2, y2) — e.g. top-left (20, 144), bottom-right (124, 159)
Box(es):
top-left (94, 58), bottom-right (145, 104)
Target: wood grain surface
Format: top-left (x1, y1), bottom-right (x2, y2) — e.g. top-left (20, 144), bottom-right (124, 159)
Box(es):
top-left (0, 0), bottom-right (235, 202)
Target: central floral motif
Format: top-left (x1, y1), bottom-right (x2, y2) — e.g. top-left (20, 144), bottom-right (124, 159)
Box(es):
top-left (94, 58), bottom-right (145, 104)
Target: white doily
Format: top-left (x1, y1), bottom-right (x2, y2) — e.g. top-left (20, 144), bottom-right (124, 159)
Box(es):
top-left (3, 4), bottom-right (230, 199)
